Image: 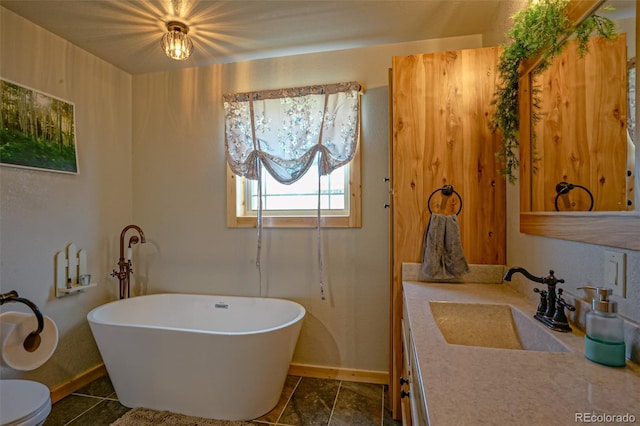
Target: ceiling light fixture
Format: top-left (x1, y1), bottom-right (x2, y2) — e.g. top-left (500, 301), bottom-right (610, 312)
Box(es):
top-left (161, 21), bottom-right (193, 61)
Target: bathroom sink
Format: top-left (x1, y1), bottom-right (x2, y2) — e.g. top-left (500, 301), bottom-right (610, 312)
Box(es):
top-left (428, 301), bottom-right (570, 353)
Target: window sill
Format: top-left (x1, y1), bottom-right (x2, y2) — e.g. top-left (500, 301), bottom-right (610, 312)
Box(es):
top-left (227, 215), bottom-right (361, 228)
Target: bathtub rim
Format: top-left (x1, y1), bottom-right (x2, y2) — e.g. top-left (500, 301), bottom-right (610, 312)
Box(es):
top-left (87, 293), bottom-right (306, 336)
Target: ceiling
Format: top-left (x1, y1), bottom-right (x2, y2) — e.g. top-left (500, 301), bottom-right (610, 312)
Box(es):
top-left (0, 0), bottom-right (531, 75)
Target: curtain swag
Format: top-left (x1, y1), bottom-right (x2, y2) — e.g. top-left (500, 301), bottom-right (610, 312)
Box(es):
top-left (223, 81), bottom-right (362, 184)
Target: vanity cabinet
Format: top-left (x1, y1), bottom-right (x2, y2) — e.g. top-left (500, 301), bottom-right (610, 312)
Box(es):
top-left (389, 46), bottom-right (507, 418)
top-left (401, 302), bottom-right (428, 426)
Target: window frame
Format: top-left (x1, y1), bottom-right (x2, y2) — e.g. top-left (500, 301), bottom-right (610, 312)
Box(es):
top-left (226, 145), bottom-right (362, 228)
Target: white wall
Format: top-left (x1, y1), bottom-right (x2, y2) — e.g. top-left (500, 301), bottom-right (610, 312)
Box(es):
top-left (131, 35), bottom-right (483, 373)
top-left (0, 8), bottom-right (133, 386)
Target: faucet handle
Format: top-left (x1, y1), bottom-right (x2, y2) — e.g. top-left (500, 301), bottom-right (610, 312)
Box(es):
top-left (533, 288), bottom-right (548, 315)
top-left (552, 292), bottom-right (575, 331)
top-left (557, 298), bottom-right (576, 312)
top-left (548, 288), bottom-right (574, 332)
top-left (556, 288), bottom-right (575, 311)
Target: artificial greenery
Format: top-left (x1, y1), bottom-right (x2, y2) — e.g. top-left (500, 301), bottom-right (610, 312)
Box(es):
top-left (492, 0), bottom-right (616, 183)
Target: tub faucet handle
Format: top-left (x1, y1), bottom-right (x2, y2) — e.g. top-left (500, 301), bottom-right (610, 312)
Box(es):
top-left (111, 269), bottom-right (125, 279)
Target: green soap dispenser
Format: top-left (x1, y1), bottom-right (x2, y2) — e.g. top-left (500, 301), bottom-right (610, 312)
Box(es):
top-left (579, 287), bottom-right (626, 367)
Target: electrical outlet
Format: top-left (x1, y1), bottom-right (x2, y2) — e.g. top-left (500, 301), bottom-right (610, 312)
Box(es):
top-left (604, 251), bottom-right (626, 298)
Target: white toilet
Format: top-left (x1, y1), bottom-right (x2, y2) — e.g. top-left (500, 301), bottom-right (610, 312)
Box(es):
top-left (0, 380), bottom-right (51, 426)
top-left (0, 310), bottom-right (58, 426)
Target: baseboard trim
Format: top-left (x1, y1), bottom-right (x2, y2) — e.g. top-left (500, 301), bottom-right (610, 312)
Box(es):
top-left (49, 362), bottom-right (387, 403)
top-left (50, 364), bottom-right (108, 403)
top-left (288, 363), bottom-right (388, 385)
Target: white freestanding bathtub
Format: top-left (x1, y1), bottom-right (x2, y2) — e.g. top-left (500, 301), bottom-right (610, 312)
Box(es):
top-left (87, 293), bottom-right (305, 421)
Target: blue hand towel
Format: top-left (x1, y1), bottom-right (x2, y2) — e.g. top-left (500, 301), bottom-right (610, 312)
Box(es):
top-left (420, 213), bottom-right (469, 279)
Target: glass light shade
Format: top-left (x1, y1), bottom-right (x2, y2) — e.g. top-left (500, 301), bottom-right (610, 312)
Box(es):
top-left (161, 21), bottom-right (193, 61)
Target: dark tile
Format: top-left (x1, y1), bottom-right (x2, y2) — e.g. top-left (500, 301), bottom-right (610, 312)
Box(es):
top-left (67, 399), bottom-right (130, 426)
top-left (73, 376), bottom-right (115, 398)
top-left (330, 382), bottom-right (383, 425)
top-left (255, 375), bottom-right (301, 423)
top-left (50, 375), bottom-right (390, 426)
top-left (45, 395), bottom-right (103, 426)
top-left (383, 386), bottom-right (403, 426)
top-left (383, 407), bottom-right (403, 426)
top-left (279, 377), bottom-right (341, 426)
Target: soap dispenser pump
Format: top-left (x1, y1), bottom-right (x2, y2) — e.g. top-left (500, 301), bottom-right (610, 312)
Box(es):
top-left (579, 286), bottom-right (626, 367)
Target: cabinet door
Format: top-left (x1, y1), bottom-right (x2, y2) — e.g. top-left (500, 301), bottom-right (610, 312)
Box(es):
top-left (390, 46), bottom-right (506, 419)
top-left (391, 47), bottom-right (506, 267)
top-left (400, 319), bottom-right (412, 426)
top-left (408, 339), bottom-right (428, 426)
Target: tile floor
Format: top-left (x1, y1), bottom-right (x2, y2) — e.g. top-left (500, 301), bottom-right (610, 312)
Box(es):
top-left (45, 374), bottom-right (402, 425)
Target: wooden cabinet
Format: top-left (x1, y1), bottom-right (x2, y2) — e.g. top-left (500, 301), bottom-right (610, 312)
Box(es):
top-left (401, 302), bottom-right (428, 426)
top-left (389, 47), bottom-right (506, 419)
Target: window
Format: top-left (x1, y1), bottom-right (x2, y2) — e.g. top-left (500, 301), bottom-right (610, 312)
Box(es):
top-left (223, 82), bottom-right (362, 298)
top-left (224, 81), bottom-right (362, 228)
top-left (248, 158), bottom-right (347, 214)
top-left (226, 147), bottom-right (361, 228)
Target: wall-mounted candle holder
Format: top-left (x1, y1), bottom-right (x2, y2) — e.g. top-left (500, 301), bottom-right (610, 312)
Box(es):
top-left (55, 243), bottom-right (97, 297)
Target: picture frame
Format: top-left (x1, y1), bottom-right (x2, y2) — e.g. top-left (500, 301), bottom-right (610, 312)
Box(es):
top-left (0, 78), bottom-right (78, 174)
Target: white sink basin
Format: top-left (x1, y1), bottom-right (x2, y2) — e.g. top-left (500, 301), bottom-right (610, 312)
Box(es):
top-left (428, 301), bottom-right (570, 353)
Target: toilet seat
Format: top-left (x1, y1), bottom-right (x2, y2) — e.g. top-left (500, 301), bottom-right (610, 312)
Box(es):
top-left (0, 380), bottom-right (51, 426)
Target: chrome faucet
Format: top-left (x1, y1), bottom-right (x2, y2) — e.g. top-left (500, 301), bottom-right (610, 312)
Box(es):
top-left (111, 225), bottom-right (146, 299)
top-left (503, 267), bottom-right (575, 332)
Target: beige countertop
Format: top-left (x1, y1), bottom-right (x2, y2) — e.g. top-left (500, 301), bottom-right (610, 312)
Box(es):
top-left (403, 281), bottom-right (640, 426)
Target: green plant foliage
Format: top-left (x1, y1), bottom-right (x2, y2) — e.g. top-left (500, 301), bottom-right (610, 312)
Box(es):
top-left (0, 128), bottom-right (78, 172)
top-left (492, 0), bottom-right (616, 183)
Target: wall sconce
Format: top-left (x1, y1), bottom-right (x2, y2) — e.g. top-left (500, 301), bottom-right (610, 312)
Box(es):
top-left (161, 21), bottom-right (193, 61)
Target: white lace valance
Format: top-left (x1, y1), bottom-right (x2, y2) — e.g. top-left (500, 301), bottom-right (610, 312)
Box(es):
top-left (223, 81), bottom-right (361, 184)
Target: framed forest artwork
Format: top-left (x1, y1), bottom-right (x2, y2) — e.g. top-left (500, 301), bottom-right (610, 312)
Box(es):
top-left (0, 78), bottom-right (78, 174)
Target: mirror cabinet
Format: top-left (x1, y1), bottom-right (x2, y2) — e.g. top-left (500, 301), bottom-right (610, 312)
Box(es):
top-left (519, 0), bottom-right (640, 250)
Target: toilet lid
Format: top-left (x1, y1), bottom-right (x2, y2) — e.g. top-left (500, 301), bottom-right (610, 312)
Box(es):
top-left (0, 380), bottom-right (51, 426)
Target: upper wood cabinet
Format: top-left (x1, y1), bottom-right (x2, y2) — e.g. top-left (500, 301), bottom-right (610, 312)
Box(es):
top-left (388, 46), bottom-right (506, 419)
top-left (391, 47), bottom-right (506, 266)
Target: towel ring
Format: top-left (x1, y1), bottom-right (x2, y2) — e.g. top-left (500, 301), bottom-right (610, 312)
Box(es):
top-left (554, 181), bottom-right (594, 211)
top-left (427, 184), bottom-right (463, 216)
